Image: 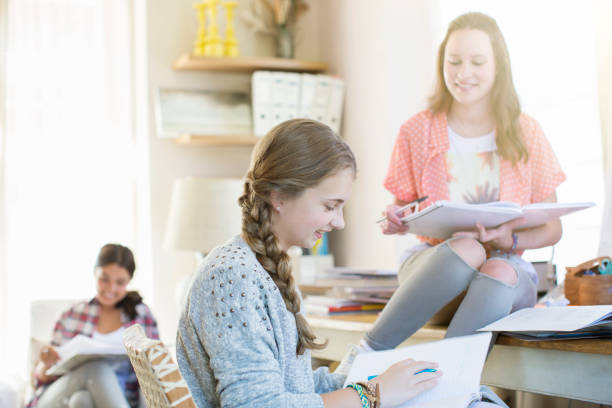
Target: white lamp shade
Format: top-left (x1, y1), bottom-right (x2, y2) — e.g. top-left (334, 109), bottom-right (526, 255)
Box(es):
top-left (164, 177), bottom-right (244, 253)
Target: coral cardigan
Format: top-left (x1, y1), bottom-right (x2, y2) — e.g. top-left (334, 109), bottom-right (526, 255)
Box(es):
top-left (384, 110), bottom-right (566, 244)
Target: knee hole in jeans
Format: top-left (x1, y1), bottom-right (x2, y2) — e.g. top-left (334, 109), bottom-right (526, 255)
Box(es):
top-left (448, 237), bottom-right (486, 270)
top-left (480, 259), bottom-right (518, 285)
top-left (69, 390), bottom-right (93, 408)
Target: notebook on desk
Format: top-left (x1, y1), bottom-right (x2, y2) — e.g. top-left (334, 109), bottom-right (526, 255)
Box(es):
top-left (343, 332), bottom-right (492, 408)
top-left (478, 305), bottom-right (612, 340)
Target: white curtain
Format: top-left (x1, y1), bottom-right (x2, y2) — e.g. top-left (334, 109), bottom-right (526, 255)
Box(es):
top-left (0, 0), bottom-right (145, 377)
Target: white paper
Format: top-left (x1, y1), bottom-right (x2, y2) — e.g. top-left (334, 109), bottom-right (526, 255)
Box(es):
top-left (401, 201), bottom-right (594, 239)
top-left (46, 335), bottom-right (127, 376)
top-left (478, 306), bottom-right (612, 333)
top-left (343, 333), bottom-right (491, 408)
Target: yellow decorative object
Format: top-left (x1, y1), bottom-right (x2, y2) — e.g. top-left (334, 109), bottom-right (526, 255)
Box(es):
top-left (192, 1), bottom-right (208, 56)
top-left (222, 1), bottom-right (239, 57)
top-left (204, 0), bottom-right (224, 57)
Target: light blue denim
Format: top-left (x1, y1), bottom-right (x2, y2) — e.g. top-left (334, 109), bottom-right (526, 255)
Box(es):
top-left (365, 239), bottom-right (537, 350)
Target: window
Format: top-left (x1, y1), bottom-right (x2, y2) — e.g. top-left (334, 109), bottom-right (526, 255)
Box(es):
top-left (0, 0), bottom-right (148, 375)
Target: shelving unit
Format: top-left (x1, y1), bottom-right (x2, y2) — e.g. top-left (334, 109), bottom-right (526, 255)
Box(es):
top-left (174, 133), bottom-right (260, 146)
top-left (173, 54), bottom-right (328, 74)
top-left (171, 55), bottom-right (328, 146)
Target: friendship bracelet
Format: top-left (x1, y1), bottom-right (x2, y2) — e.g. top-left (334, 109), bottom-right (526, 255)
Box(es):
top-left (346, 383), bottom-right (370, 408)
top-left (356, 381), bottom-right (380, 408)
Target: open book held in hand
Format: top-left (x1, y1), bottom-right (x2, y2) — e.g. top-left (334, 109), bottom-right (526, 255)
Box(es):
top-left (343, 332), bottom-right (492, 408)
top-left (400, 200), bottom-right (595, 239)
top-left (478, 305), bottom-right (612, 340)
top-left (46, 334), bottom-right (128, 376)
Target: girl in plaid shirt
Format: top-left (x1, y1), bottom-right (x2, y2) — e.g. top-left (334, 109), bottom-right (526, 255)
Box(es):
top-left (27, 244), bottom-right (159, 408)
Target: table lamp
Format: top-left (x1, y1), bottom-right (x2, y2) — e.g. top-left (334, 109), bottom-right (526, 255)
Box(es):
top-left (164, 177), bottom-right (244, 307)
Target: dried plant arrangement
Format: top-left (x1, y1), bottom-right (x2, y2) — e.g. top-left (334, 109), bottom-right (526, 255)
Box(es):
top-left (241, 0), bottom-right (308, 58)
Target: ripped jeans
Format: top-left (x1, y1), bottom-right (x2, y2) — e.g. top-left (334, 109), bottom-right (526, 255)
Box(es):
top-left (365, 239), bottom-right (537, 350)
top-left (37, 360), bottom-right (130, 408)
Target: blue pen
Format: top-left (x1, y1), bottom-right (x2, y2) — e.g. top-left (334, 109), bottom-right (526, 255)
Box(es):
top-left (414, 369), bottom-right (437, 375)
top-left (368, 369), bottom-right (436, 380)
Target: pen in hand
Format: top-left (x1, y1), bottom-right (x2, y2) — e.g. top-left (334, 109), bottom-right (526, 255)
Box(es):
top-left (377, 196), bottom-right (428, 224)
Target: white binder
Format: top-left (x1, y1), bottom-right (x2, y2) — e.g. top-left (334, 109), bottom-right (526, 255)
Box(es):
top-left (282, 72), bottom-right (301, 123)
top-left (326, 76), bottom-right (345, 134)
top-left (269, 72), bottom-right (287, 129)
top-left (313, 75), bottom-right (332, 124)
top-left (251, 71), bottom-right (273, 137)
top-left (298, 73), bottom-right (318, 120)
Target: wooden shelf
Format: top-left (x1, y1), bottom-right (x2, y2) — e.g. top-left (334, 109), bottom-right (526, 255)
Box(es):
top-left (173, 54), bottom-right (328, 73)
top-left (174, 134), bottom-right (260, 146)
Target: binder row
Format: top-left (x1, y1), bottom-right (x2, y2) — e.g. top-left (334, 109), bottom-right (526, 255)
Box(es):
top-left (251, 71), bottom-right (345, 137)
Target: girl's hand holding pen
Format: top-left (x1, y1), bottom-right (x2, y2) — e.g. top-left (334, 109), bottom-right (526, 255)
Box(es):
top-left (369, 359), bottom-right (441, 406)
top-left (381, 204), bottom-right (411, 235)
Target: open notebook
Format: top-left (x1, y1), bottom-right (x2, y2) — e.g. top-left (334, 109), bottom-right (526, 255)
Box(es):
top-left (478, 305), bottom-right (612, 340)
top-left (400, 201), bottom-right (594, 239)
top-left (46, 334), bottom-right (127, 376)
top-left (343, 332), bottom-right (492, 408)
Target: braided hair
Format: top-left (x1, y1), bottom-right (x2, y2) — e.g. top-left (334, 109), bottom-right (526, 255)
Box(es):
top-left (239, 119), bottom-right (356, 355)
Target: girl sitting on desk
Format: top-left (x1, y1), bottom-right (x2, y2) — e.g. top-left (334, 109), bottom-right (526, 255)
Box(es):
top-left (358, 12), bottom-right (565, 353)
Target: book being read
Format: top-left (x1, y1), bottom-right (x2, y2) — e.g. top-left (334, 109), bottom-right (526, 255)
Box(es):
top-left (46, 334), bottom-right (127, 376)
top-left (343, 332), bottom-right (492, 408)
top-left (400, 200), bottom-right (594, 239)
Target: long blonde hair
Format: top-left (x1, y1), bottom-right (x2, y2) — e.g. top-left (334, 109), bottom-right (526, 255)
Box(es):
top-left (429, 12), bottom-right (528, 164)
top-left (239, 119), bottom-right (356, 355)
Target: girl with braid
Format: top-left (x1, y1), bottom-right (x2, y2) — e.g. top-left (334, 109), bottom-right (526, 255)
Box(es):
top-left (176, 119), bottom-right (442, 408)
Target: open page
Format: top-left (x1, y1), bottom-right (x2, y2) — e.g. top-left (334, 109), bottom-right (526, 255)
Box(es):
top-left (519, 202), bottom-right (595, 229)
top-left (343, 333), bottom-right (491, 408)
top-left (478, 305), bottom-right (612, 333)
top-left (400, 201), bottom-right (594, 239)
top-left (46, 334), bottom-right (127, 376)
top-left (400, 201), bottom-right (522, 239)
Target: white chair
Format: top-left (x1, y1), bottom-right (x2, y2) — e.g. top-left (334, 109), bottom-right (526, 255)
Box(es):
top-left (123, 324), bottom-right (195, 408)
top-left (20, 299), bottom-right (83, 406)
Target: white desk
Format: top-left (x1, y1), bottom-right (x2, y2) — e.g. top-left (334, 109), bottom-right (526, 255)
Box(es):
top-left (307, 314), bottom-right (612, 405)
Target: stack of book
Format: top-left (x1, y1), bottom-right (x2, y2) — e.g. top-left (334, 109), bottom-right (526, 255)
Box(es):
top-left (301, 267), bottom-right (398, 316)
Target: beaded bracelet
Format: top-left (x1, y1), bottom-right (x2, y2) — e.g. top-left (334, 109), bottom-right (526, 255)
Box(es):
top-left (346, 383), bottom-right (370, 408)
top-left (511, 232), bottom-right (519, 253)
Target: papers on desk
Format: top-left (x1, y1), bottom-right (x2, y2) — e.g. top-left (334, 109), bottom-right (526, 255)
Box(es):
top-left (344, 333), bottom-right (492, 408)
top-left (301, 266), bottom-right (398, 312)
top-left (478, 305), bottom-right (612, 340)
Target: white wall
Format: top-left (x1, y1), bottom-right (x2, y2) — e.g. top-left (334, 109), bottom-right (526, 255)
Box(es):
top-left (316, 0), bottom-right (436, 268)
top-left (317, 0), bottom-right (611, 273)
top-left (142, 0), bottom-right (321, 341)
top-left (142, 0), bottom-right (612, 337)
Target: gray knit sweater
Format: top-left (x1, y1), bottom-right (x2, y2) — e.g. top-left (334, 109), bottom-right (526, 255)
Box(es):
top-left (176, 236), bottom-right (345, 408)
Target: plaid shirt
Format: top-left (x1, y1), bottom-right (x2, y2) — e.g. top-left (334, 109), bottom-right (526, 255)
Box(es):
top-left (27, 297), bottom-right (159, 408)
